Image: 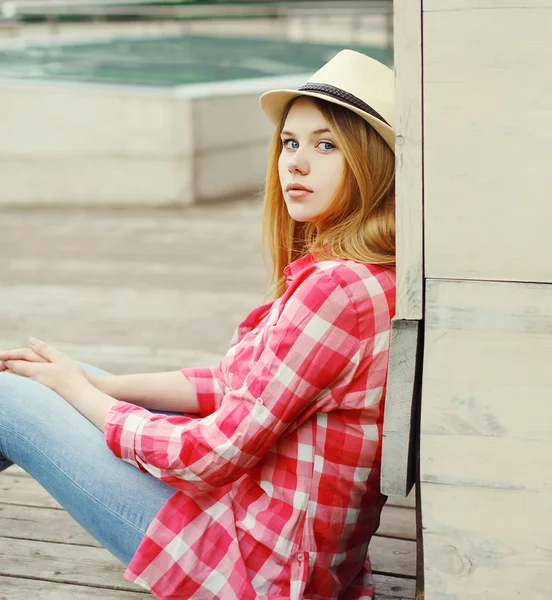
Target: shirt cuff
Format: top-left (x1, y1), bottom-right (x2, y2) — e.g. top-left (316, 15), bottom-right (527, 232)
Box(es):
top-left (104, 400), bottom-right (149, 471)
top-left (180, 366), bottom-right (224, 418)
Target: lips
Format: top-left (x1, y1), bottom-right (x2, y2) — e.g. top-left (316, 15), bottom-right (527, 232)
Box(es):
top-left (286, 183), bottom-right (313, 193)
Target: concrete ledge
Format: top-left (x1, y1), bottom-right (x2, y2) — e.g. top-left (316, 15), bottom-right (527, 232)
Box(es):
top-left (0, 73), bottom-right (308, 206)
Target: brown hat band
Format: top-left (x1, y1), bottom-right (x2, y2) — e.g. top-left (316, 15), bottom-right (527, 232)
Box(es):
top-left (297, 83), bottom-right (391, 127)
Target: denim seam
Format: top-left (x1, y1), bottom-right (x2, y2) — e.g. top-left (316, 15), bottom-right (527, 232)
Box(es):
top-left (0, 422), bottom-right (149, 536)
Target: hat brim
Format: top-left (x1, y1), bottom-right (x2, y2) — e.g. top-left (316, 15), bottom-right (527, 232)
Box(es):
top-left (260, 89), bottom-right (395, 153)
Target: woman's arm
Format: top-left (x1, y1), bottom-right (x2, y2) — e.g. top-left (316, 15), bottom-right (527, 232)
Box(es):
top-left (86, 371), bottom-right (200, 414)
top-left (104, 273), bottom-right (364, 492)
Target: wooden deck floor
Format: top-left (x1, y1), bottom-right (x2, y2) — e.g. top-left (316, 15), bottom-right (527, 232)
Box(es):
top-left (0, 199), bottom-right (417, 599)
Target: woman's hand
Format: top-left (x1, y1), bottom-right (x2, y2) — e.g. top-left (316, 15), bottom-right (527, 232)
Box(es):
top-left (0, 338), bottom-right (88, 397)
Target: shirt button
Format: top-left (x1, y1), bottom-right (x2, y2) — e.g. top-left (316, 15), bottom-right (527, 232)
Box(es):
top-left (251, 328), bottom-right (259, 334)
top-left (297, 553), bottom-right (304, 562)
top-left (256, 398), bottom-right (263, 405)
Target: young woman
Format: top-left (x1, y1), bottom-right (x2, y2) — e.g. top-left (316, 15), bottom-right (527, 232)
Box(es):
top-left (0, 50), bottom-right (396, 599)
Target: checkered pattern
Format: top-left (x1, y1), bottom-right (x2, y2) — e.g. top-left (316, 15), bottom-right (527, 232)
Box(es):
top-left (104, 254), bottom-right (396, 600)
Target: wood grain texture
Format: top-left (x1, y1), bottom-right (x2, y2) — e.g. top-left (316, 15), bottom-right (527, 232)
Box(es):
top-left (0, 538), bottom-right (137, 591)
top-left (0, 472), bottom-right (416, 542)
top-left (423, 0), bottom-right (552, 282)
top-left (4, 465), bottom-right (419, 507)
top-left (0, 504), bottom-right (100, 547)
top-left (0, 576), bottom-right (147, 599)
top-left (393, 0), bottom-right (424, 319)
top-left (386, 492), bottom-right (416, 510)
top-left (0, 574), bottom-right (414, 600)
top-left (373, 574), bottom-right (416, 599)
top-left (420, 278), bottom-right (552, 598)
top-left (381, 318), bottom-right (422, 497)
top-left (422, 483), bottom-right (552, 600)
top-left (377, 504), bottom-right (417, 541)
top-left (369, 536), bottom-right (417, 578)
top-left (0, 475), bottom-right (61, 509)
top-left (0, 534), bottom-right (415, 588)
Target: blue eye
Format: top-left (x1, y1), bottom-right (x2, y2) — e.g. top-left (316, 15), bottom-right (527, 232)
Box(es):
top-left (282, 138), bottom-right (299, 150)
top-left (319, 141), bottom-right (335, 151)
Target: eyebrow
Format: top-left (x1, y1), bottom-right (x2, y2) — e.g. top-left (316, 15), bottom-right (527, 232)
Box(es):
top-left (280, 128), bottom-right (332, 137)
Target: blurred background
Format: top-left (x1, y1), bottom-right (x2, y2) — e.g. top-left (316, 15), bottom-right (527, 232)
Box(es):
top-left (0, 0), bottom-right (394, 372)
top-left (0, 0), bottom-right (393, 207)
top-left (0, 0), bottom-right (393, 84)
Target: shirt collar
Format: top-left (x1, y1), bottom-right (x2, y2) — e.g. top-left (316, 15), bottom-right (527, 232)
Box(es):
top-left (283, 253), bottom-right (316, 283)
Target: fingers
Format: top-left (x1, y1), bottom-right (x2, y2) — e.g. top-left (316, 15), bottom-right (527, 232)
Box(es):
top-left (2, 360), bottom-right (20, 375)
top-left (28, 338), bottom-right (61, 362)
top-left (3, 359), bottom-right (31, 378)
top-left (0, 348), bottom-right (48, 363)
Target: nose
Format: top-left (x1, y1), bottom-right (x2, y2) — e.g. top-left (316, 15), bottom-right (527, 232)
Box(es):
top-left (287, 148), bottom-right (310, 175)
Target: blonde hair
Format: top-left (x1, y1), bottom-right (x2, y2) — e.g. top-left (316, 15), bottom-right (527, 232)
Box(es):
top-left (261, 96), bottom-right (396, 299)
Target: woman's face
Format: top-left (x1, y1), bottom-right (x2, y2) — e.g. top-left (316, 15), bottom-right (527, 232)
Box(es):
top-left (278, 97), bottom-right (345, 223)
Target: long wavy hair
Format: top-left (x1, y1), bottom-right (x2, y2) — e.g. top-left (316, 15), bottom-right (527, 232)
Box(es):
top-left (261, 96), bottom-right (396, 299)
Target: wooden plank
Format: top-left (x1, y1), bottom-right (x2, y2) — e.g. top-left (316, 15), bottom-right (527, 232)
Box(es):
top-left (0, 537), bottom-right (136, 592)
top-left (423, 279), bottom-right (552, 440)
top-left (0, 574), bottom-right (414, 600)
top-left (386, 492), bottom-right (416, 509)
top-left (421, 278), bottom-right (552, 598)
top-left (394, 0), bottom-right (424, 319)
top-left (0, 504), bottom-right (100, 547)
top-left (373, 574), bottom-right (416, 599)
top-left (381, 318), bottom-right (422, 496)
top-left (423, 0), bottom-right (552, 283)
top-left (370, 536), bottom-right (416, 578)
top-left (0, 475), bottom-right (61, 509)
top-left (0, 471), bottom-right (416, 528)
top-left (422, 435), bottom-right (552, 491)
top-left (0, 468), bottom-right (415, 504)
top-left (0, 476), bottom-right (416, 581)
top-left (0, 501), bottom-right (415, 547)
top-left (1, 465), bottom-right (29, 477)
top-left (0, 576), bottom-right (147, 599)
top-left (0, 203), bottom-right (265, 374)
top-left (422, 483), bottom-right (552, 600)
top-left (377, 504), bottom-right (417, 541)
top-left (0, 470), bottom-right (418, 508)
top-left (0, 535), bottom-right (414, 590)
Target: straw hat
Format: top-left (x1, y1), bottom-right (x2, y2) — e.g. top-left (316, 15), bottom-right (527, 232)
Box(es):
top-left (260, 49), bottom-right (395, 152)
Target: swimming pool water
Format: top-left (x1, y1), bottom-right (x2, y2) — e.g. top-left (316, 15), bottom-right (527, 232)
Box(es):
top-left (0, 34), bottom-right (391, 86)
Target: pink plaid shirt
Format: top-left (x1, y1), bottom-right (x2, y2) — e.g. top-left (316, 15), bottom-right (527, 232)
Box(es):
top-left (104, 254), bottom-right (396, 600)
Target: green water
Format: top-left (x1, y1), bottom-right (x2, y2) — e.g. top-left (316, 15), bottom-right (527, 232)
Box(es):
top-left (0, 35), bottom-right (391, 87)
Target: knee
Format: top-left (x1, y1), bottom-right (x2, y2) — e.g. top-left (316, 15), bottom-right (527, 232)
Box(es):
top-left (0, 371), bottom-right (26, 394)
top-left (0, 371), bottom-right (38, 414)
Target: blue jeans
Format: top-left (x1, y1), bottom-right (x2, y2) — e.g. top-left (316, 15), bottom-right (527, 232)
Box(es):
top-left (0, 361), bottom-right (176, 566)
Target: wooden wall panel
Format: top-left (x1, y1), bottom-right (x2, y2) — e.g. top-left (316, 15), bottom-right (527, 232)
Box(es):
top-left (423, 0), bottom-right (552, 282)
top-left (394, 0), bottom-right (423, 320)
top-left (420, 277), bottom-right (552, 598)
top-left (421, 483), bottom-right (552, 599)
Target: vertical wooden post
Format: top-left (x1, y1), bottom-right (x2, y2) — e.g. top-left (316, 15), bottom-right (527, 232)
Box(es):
top-left (381, 0), bottom-right (424, 498)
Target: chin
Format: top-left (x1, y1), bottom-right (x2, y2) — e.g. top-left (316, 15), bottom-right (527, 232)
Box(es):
top-left (287, 211), bottom-right (314, 223)
top-left (285, 204), bottom-right (317, 223)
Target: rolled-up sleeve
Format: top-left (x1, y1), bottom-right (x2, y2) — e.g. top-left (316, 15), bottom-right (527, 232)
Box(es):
top-left (104, 272), bottom-right (363, 492)
top-left (179, 366), bottom-right (225, 417)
